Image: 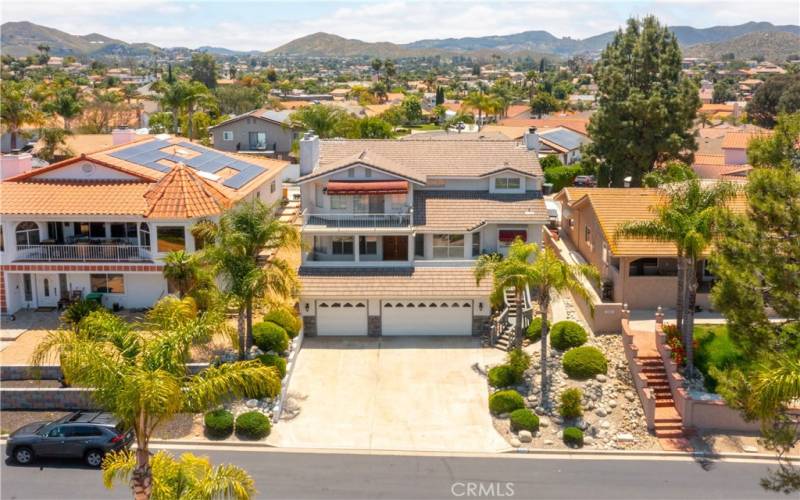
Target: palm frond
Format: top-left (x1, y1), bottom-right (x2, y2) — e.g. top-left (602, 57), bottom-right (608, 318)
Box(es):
top-left (101, 449), bottom-right (136, 490)
top-left (183, 361), bottom-right (281, 412)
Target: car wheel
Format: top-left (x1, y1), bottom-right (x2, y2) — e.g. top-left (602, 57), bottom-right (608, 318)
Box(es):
top-left (85, 449), bottom-right (104, 467)
top-left (14, 447), bottom-right (34, 465)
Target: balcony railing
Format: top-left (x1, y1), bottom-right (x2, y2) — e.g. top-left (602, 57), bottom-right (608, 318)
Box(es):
top-left (302, 210), bottom-right (411, 229)
top-left (15, 244), bottom-right (153, 262)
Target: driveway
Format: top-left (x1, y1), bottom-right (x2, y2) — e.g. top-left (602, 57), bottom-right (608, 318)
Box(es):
top-left (268, 337), bottom-right (507, 452)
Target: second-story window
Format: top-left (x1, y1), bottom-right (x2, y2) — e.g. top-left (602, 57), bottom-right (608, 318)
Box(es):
top-left (315, 184), bottom-right (324, 208)
top-left (332, 236), bottom-right (354, 255)
top-left (495, 177), bottom-right (521, 190)
top-left (139, 223), bottom-right (151, 248)
top-left (365, 169), bottom-right (372, 178)
top-left (330, 196), bottom-right (347, 210)
top-left (270, 180), bottom-right (276, 193)
top-left (347, 168), bottom-right (355, 178)
top-left (433, 234), bottom-right (465, 259)
top-left (472, 232), bottom-right (481, 257)
top-left (15, 222), bottom-right (40, 246)
top-left (222, 131), bottom-right (234, 141)
top-left (156, 226), bottom-right (185, 252)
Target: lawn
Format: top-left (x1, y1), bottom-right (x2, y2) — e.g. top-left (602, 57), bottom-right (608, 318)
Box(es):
top-left (693, 324), bottom-right (746, 393)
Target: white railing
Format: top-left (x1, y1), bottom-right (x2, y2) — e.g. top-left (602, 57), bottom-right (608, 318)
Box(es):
top-left (302, 210), bottom-right (411, 229)
top-left (15, 244), bottom-right (152, 262)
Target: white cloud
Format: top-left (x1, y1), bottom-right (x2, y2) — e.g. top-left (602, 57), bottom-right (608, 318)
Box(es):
top-left (2, 0), bottom-right (797, 51)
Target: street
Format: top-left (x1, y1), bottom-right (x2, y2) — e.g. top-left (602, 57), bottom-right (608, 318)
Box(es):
top-left (0, 444), bottom-right (788, 499)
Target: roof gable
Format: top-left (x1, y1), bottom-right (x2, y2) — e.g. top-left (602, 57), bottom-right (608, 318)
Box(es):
top-left (298, 149), bottom-right (428, 185)
top-left (144, 163), bottom-right (232, 219)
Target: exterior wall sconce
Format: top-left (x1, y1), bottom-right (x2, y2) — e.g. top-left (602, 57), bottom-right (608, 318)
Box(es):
top-left (304, 303), bottom-right (310, 313)
top-left (478, 302), bottom-right (483, 312)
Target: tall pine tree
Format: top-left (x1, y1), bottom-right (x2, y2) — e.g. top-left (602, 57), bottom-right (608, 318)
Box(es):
top-left (586, 16), bottom-right (699, 187)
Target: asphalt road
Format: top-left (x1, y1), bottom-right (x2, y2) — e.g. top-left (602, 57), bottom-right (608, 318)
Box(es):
top-left (0, 444), bottom-right (787, 500)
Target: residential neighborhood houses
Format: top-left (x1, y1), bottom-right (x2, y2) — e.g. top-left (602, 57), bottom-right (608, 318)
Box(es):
top-left (0, 6), bottom-right (799, 500)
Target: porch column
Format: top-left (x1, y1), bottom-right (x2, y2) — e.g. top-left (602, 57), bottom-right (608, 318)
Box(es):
top-left (407, 235), bottom-right (414, 263)
top-left (463, 233), bottom-right (472, 259)
top-left (354, 235), bottom-right (360, 263)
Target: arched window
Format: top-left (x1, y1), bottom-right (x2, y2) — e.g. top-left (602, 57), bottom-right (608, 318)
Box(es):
top-left (15, 222), bottom-right (40, 246)
top-left (139, 223), bottom-right (150, 247)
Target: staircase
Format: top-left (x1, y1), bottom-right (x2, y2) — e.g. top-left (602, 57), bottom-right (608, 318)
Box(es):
top-left (639, 355), bottom-right (685, 439)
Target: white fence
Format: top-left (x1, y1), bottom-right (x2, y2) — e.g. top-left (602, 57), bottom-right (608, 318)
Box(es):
top-left (15, 244), bottom-right (152, 262)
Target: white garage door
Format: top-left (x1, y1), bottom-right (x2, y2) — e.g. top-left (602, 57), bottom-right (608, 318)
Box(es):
top-left (317, 301), bottom-right (368, 336)
top-left (382, 300), bottom-right (473, 336)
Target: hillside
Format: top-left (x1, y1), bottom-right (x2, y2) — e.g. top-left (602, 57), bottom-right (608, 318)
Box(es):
top-left (683, 31), bottom-right (800, 62)
top-left (1, 21), bottom-right (158, 58)
top-left (266, 32), bottom-right (443, 58)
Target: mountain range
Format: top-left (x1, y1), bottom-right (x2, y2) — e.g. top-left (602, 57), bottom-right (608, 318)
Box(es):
top-left (2, 20), bottom-right (799, 61)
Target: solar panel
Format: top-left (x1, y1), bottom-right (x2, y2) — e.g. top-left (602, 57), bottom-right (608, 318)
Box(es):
top-left (539, 129), bottom-right (583, 151)
top-left (109, 140), bottom-right (170, 161)
top-left (224, 165), bottom-right (264, 189)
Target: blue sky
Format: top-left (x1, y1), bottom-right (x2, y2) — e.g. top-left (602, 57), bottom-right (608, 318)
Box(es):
top-left (2, 0), bottom-right (798, 51)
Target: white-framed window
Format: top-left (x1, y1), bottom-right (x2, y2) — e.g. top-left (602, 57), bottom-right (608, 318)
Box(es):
top-left (270, 180), bottom-right (276, 193)
top-left (359, 236), bottom-right (378, 255)
top-left (222, 131), bottom-right (234, 141)
top-left (90, 273), bottom-right (125, 294)
top-left (330, 196), bottom-right (347, 210)
top-left (332, 237), bottom-right (354, 255)
top-left (495, 177), bottom-right (521, 190)
top-left (156, 226), bottom-right (185, 252)
top-left (15, 222), bottom-right (40, 246)
top-left (432, 234), bottom-right (465, 259)
top-left (347, 168), bottom-right (355, 178)
top-left (389, 193), bottom-right (405, 209)
top-left (353, 195), bottom-right (368, 213)
top-left (472, 232), bottom-right (481, 257)
top-left (364, 169), bottom-right (372, 178)
top-left (315, 184), bottom-right (324, 208)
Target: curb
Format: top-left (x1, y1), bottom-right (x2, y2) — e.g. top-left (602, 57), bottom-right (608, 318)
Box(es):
top-left (500, 446), bottom-right (798, 462)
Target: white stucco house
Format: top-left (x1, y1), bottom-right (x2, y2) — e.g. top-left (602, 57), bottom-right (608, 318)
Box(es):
top-left (295, 132), bottom-right (549, 337)
top-left (0, 132), bottom-right (290, 315)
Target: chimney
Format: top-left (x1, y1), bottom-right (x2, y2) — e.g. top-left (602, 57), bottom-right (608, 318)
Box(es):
top-left (299, 131), bottom-right (320, 176)
top-left (1, 153), bottom-right (33, 180)
top-left (523, 127), bottom-right (540, 152)
top-left (112, 128), bottom-right (137, 146)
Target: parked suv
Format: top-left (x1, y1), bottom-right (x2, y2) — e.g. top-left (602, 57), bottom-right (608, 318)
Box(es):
top-left (6, 411), bottom-right (133, 467)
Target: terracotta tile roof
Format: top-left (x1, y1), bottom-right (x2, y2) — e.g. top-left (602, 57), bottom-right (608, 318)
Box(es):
top-left (499, 117), bottom-right (589, 135)
top-left (144, 163), bottom-right (231, 219)
top-left (314, 139), bottom-right (542, 180)
top-left (505, 104), bottom-right (531, 119)
top-left (414, 190), bottom-right (548, 231)
top-left (299, 267), bottom-right (493, 298)
top-left (722, 131), bottom-right (771, 150)
top-left (700, 103), bottom-right (735, 114)
top-left (480, 125), bottom-right (529, 140)
top-left (561, 187), bottom-right (747, 257)
top-left (0, 180), bottom-right (150, 216)
top-left (693, 154), bottom-right (726, 166)
top-left (32, 134), bottom-right (121, 157)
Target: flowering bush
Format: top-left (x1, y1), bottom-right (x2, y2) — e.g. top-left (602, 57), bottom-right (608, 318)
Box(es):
top-left (663, 323), bottom-right (697, 367)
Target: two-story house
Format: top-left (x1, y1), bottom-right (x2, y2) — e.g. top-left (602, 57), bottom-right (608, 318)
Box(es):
top-left (295, 133), bottom-right (548, 337)
top-left (209, 109), bottom-right (301, 158)
top-left (0, 135), bottom-right (289, 315)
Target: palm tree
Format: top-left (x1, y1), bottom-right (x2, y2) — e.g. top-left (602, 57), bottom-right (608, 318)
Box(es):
top-left (45, 86), bottom-right (84, 131)
top-left (194, 200), bottom-right (300, 359)
top-left (463, 92), bottom-right (497, 130)
top-left (476, 240), bottom-right (598, 401)
top-left (182, 81), bottom-right (216, 141)
top-left (37, 127), bottom-right (72, 161)
top-left (32, 296), bottom-right (280, 500)
top-left (162, 250), bottom-right (201, 298)
top-left (1, 80), bottom-right (43, 150)
top-left (617, 180), bottom-right (736, 375)
top-left (103, 450), bottom-right (256, 500)
top-left (153, 81), bottom-right (187, 134)
top-left (289, 104), bottom-right (349, 138)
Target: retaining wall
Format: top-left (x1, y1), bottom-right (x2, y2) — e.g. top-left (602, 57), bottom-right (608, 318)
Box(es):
top-left (1, 387), bottom-right (98, 410)
top-left (620, 313), bottom-right (656, 430)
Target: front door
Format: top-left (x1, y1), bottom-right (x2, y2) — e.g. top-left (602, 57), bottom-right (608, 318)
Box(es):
top-left (382, 236), bottom-right (408, 261)
top-left (35, 273), bottom-right (58, 308)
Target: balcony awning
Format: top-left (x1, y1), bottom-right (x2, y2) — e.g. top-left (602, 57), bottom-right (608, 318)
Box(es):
top-left (326, 180), bottom-right (409, 195)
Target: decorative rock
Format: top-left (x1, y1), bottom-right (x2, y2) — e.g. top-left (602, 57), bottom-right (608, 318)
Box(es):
top-left (596, 374), bottom-right (607, 383)
top-left (245, 399), bottom-right (259, 408)
top-left (584, 436), bottom-right (595, 445)
top-left (595, 408), bottom-right (608, 417)
top-left (608, 400), bottom-right (617, 409)
top-left (498, 413), bottom-right (509, 419)
top-left (539, 417), bottom-right (551, 428)
top-left (600, 421), bottom-right (611, 429)
top-left (616, 433), bottom-right (635, 442)
top-left (544, 440), bottom-right (554, 445)
top-left (518, 430), bottom-right (533, 443)
top-left (742, 445), bottom-right (759, 453)
top-left (510, 438), bottom-right (522, 448)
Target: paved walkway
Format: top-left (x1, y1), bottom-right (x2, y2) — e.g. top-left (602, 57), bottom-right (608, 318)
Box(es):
top-left (269, 337), bottom-right (507, 453)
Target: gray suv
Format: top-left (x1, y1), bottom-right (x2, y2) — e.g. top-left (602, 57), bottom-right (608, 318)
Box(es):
top-left (6, 411), bottom-right (133, 467)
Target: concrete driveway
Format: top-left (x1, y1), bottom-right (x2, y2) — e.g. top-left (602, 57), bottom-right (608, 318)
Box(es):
top-left (268, 337), bottom-right (507, 452)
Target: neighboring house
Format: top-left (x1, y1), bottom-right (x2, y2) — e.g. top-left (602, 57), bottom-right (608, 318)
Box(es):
top-left (536, 127), bottom-right (590, 165)
top-left (209, 109), bottom-right (301, 157)
top-left (0, 135), bottom-right (289, 315)
top-left (553, 188), bottom-right (745, 310)
top-left (691, 128), bottom-right (770, 179)
top-left (31, 130), bottom-right (149, 163)
top-left (295, 133), bottom-right (548, 337)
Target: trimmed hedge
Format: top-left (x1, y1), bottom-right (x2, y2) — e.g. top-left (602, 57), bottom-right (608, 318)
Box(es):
top-left (235, 411), bottom-right (271, 440)
top-left (562, 346), bottom-right (608, 379)
top-left (526, 317), bottom-right (550, 342)
top-left (488, 365), bottom-right (516, 388)
top-left (550, 321), bottom-right (588, 351)
top-left (253, 321), bottom-right (290, 353)
top-left (509, 409), bottom-right (540, 432)
top-left (563, 426), bottom-right (584, 447)
top-left (257, 353), bottom-right (287, 378)
top-left (204, 409), bottom-right (234, 439)
top-left (264, 307), bottom-right (301, 338)
top-left (488, 390), bottom-right (525, 415)
top-left (559, 388), bottom-right (583, 419)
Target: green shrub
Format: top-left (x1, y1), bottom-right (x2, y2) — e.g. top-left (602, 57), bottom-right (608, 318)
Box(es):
top-left (61, 299), bottom-right (103, 327)
top-left (76, 309), bottom-right (129, 338)
top-left (257, 354), bottom-right (287, 378)
top-left (488, 365), bottom-right (516, 388)
top-left (559, 388), bottom-right (583, 419)
top-left (550, 321), bottom-right (588, 351)
top-left (235, 411), bottom-right (271, 440)
top-left (544, 165), bottom-right (582, 192)
top-left (694, 325), bottom-right (745, 392)
top-left (563, 426), bottom-right (584, 447)
top-left (526, 317), bottom-right (550, 342)
top-left (540, 155), bottom-right (563, 170)
top-left (204, 409), bottom-right (234, 438)
top-left (488, 390), bottom-right (525, 415)
top-left (509, 409), bottom-right (540, 432)
top-left (253, 322), bottom-right (290, 353)
top-left (506, 348), bottom-right (531, 379)
top-left (562, 346), bottom-right (608, 379)
top-left (264, 307), bottom-right (301, 338)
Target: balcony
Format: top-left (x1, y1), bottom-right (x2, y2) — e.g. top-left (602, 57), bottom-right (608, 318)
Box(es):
top-left (301, 209), bottom-right (412, 232)
top-left (14, 244), bottom-right (153, 262)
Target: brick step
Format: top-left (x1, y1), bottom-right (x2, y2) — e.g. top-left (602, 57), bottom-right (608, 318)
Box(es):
top-left (655, 429), bottom-right (685, 438)
top-left (656, 401), bottom-right (676, 407)
top-left (654, 417), bottom-right (683, 424)
top-left (655, 423), bottom-right (683, 431)
top-left (642, 365), bottom-right (666, 371)
top-left (650, 384), bottom-right (671, 390)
